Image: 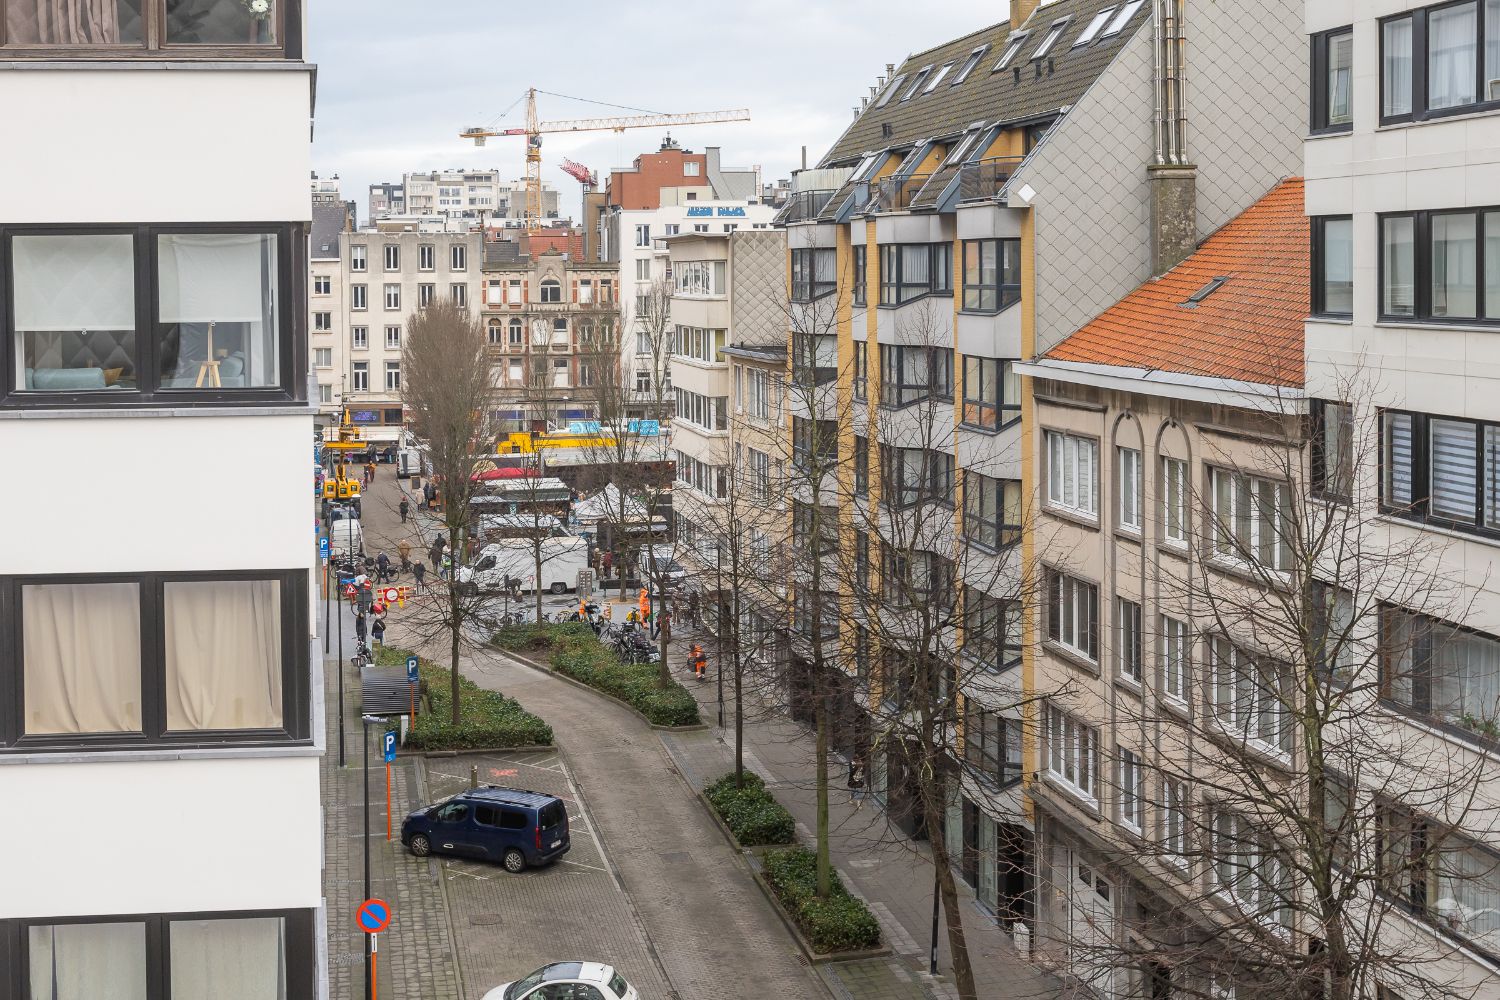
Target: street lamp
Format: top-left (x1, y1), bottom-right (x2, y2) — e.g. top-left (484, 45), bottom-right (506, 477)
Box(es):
top-left (361, 713), bottom-right (385, 1000)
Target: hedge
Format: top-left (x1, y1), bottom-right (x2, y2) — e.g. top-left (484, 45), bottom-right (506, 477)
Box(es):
top-left (376, 645), bottom-right (553, 750)
top-left (704, 771), bottom-right (794, 846)
top-left (760, 847), bottom-right (882, 954)
top-left (493, 624), bottom-right (701, 728)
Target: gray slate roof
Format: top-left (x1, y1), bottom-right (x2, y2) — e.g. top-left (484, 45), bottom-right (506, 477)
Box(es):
top-left (821, 0), bottom-right (1150, 166)
top-left (311, 201), bottom-right (346, 259)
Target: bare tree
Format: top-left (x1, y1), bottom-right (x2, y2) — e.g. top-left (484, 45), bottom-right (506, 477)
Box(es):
top-left (400, 299), bottom-right (496, 723)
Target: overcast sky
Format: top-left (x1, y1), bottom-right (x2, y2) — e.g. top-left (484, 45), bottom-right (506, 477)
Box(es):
top-left (307, 0), bottom-right (988, 222)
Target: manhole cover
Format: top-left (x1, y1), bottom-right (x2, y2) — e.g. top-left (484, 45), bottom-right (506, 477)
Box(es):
top-left (469, 914), bottom-right (503, 926)
top-left (658, 851), bottom-right (690, 864)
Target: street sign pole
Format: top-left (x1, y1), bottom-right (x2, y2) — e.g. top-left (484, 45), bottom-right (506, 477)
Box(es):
top-left (337, 584), bottom-right (346, 768)
top-left (323, 535), bottom-right (331, 655)
top-left (355, 899), bottom-right (391, 1000)
top-left (383, 730), bottom-right (397, 841)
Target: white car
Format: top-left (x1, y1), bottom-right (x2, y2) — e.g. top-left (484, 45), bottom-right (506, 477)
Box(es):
top-left (481, 962), bottom-right (638, 1000)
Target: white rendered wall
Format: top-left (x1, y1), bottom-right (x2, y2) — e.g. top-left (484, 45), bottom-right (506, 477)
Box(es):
top-left (0, 756), bottom-right (321, 918)
top-left (2, 413), bottom-right (312, 574)
top-left (0, 68), bottom-right (312, 224)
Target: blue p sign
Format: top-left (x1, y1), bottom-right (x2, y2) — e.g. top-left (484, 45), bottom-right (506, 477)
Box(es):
top-left (383, 730), bottom-right (397, 763)
top-left (406, 655), bottom-right (419, 684)
top-left (319, 536), bottom-right (329, 556)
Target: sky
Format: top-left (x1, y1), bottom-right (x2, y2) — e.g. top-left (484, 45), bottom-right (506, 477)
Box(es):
top-left (307, 0), bottom-right (988, 223)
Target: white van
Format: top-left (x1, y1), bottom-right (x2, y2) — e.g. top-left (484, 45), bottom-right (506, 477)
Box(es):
top-left (638, 544), bottom-right (687, 589)
top-left (458, 537), bottom-right (589, 595)
top-left (396, 448), bottom-right (423, 479)
top-left (329, 519), bottom-right (365, 557)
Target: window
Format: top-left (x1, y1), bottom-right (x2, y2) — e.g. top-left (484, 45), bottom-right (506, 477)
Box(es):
top-left (953, 44), bottom-right (988, 84)
top-left (1046, 569), bottom-right (1099, 662)
top-left (1312, 400), bottom-right (1355, 499)
top-left (318, 383), bottom-right (332, 403)
top-left (1210, 636), bottom-right (1292, 754)
top-left (348, 282), bottom-right (369, 313)
top-left (878, 243), bottom-right (949, 304)
top-left (852, 245), bottom-right (867, 306)
top-left (1381, 214), bottom-right (1416, 317)
top-left (1312, 582), bottom-right (1356, 683)
top-left (635, 258), bottom-right (651, 280)
top-left (684, 161), bottom-right (701, 176)
top-left (792, 416), bottom-right (837, 470)
top-left (1044, 431), bottom-right (1100, 519)
top-left (748, 448), bottom-right (771, 499)
top-left (1312, 216), bottom-right (1354, 316)
top-left (383, 244), bottom-right (399, 271)
top-left (1033, 19), bottom-right (1070, 60)
top-left (1311, 28), bottom-right (1354, 131)
top-left (384, 326), bottom-right (401, 350)
top-left (1212, 809), bottom-right (1293, 928)
top-left (313, 348), bottom-right (331, 368)
top-left (922, 62), bottom-right (954, 93)
top-left (313, 274), bottom-right (330, 295)
top-left (4, 572), bottom-right (306, 748)
top-left (1381, 208), bottom-right (1500, 322)
top-left (383, 284), bottom-right (400, 310)
top-left (1381, 3), bottom-right (1500, 122)
top-left (674, 388), bottom-right (728, 431)
top-left (879, 445), bottom-right (951, 508)
top-left (1162, 457), bottom-right (1188, 543)
top-left (539, 279), bottom-right (561, 304)
top-left (961, 239), bottom-right (1021, 312)
top-left (1382, 607), bottom-right (1500, 741)
top-left (1381, 409), bottom-right (1499, 532)
top-left (965, 705), bottom-right (1022, 787)
top-left (961, 357), bottom-right (1021, 430)
top-left (312, 312), bottom-right (331, 332)
top-left (1161, 615), bottom-right (1189, 702)
top-left (964, 589), bottom-right (1021, 671)
top-left (854, 434), bottom-right (869, 495)
top-left (1161, 779), bottom-right (1189, 867)
top-left (351, 326), bottom-right (368, 350)
top-left (1377, 803), bottom-right (1500, 951)
top-left (350, 244), bottom-right (366, 271)
top-left (1103, 0), bottom-right (1145, 36)
top-left (852, 340), bottom-right (867, 400)
top-left (1210, 468), bottom-right (1293, 571)
top-left (792, 333), bottom-right (836, 387)
top-left (1382, 15), bottom-right (1414, 119)
top-left (1075, 7), bottom-right (1115, 47)
top-left (993, 32), bottom-right (1029, 71)
top-left (487, 320), bottom-right (501, 345)
top-left (1046, 704), bottom-right (1098, 800)
top-left (417, 283), bottom-right (433, 308)
top-left (1118, 747), bottom-right (1143, 829)
top-left (450, 243), bottom-right (467, 270)
top-left (578, 280), bottom-right (593, 304)
top-left (674, 260), bottom-right (727, 297)
top-left (1117, 446), bottom-right (1142, 531)
top-left (792, 501), bottom-right (837, 557)
top-left (451, 283), bottom-right (467, 308)
top-left (963, 471), bottom-right (1021, 549)
top-left (901, 64), bottom-right (933, 100)
top-left (635, 224), bottom-right (650, 247)
top-left (507, 279), bottom-right (523, 305)
top-left (351, 360), bottom-right (368, 390)
top-left (508, 318), bottom-right (523, 347)
top-left (676, 326), bottom-right (726, 364)
top-left (744, 368), bottom-right (775, 421)
top-left (790, 247), bottom-right (836, 301)
top-left (384, 361), bottom-right (400, 390)
top-left (879, 344), bottom-right (950, 407)
top-left (693, 223), bottom-right (709, 233)
top-left (418, 243), bottom-right (435, 270)
top-left (1117, 598), bottom-right (1143, 683)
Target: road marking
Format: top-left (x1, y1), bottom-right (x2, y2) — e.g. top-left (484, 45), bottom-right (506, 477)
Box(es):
top-left (557, 758), bottom-right (623, 894)
top-left (443, 862), bottom-right (492, 882)
top-left (557, 858), bottom-right (610, 874)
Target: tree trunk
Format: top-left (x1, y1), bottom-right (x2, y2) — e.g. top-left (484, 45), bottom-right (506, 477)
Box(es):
top-left (534, 545), bottom-right (544, 623)
top-left (449, 528), bottom-right (462, 727)
top-left (815, 693), bottom-right (831, 899)
top-left (733, 591), bottom-right (744, 790)
top-left (929, 797), bottom-right (977, 1000)
top-left (656, 584), bottom-right (672, 688)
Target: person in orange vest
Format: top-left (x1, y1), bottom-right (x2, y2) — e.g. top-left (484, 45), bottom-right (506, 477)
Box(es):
top-left (692, 644), bottom-right (707, 682)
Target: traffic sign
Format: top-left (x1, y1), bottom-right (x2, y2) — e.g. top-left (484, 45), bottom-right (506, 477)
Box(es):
top-left (383, 730), bottom-right (397, 763)
top-left (344, 583), bottom-right (357, 598)
top-left (383, 587), bottom-right (399, 604)
top-left (356, 898), bottom-right (391, 934)
top-left (319, 536), bottom-right (329, 557)
top-left (406, 656), bottom-right (419, 684)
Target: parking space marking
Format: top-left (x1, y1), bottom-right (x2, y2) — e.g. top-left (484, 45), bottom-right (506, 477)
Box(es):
top-left (557, 858), bottom-right (611, 874)
top-left (443, 862), bottom-right (493, 882)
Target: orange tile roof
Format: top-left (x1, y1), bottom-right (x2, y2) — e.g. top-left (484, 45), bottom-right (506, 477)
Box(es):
top-left (1042, 177), bottom-right (1306, 388)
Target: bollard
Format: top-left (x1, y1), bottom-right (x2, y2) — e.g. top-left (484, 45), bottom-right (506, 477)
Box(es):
top-left (469, 763), bottom-right (479, 789)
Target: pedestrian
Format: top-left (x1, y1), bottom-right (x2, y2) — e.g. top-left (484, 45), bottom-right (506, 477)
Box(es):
top-left (399, 497), bottom-right (409, 523)
top-left (397, 538), bottom-right (412, 572)
top-left (440, 552), bottom-right (451, 581)
top-left (424, 482), bottom-right (436, 510)
top-left (413, 561), bottom-right (426, 592)
top-left (371, 616), bottom-right (386, 650)
top-left (376, 552), bottom-right (391, 583)
top-left (428, 539), bottom-right (443, 568)
top-left (365, 460), bottom-right (376, 485)
top-left (693, 645), bottom-right (707, 682)
top-left (354, 610), bottom-right (368, 644)
top-left (358, 581), bottom-right (374, 615)
top-left (848, 753), bottom-right (868, 810)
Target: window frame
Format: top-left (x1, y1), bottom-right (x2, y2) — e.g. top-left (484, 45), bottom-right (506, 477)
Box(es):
top-left (1, 222), bottom-right (307, 408)
top-left (1045, 568), bottom-right (1100, 663)
top-left (1043, 429), bottom-right (1100, 521)
top-left (1209, 635), bottom-right (1293, 756)
top-left (963, 470), bottom-right (1021, 551)
top-left (960, 239), bottom-right (1021, 314)
top-left (1161, 456), bottom-right (1189, 546)
top-left (963, 587), bottom-right (1022, 672)
top-left (1310, 26), bottom-right (1356, 134)
top-left (1379, 407), bottom-right (1499, 537)
top-left (1311, 215), bottom-right (1355, 318)
top-left (1045, 703), bottom-right (1098, 802)
top-left (0, 569), bottom-right (311, 752)
top-left (964, 703), bottom-right (1022, 788)
top-left (1379, 604), bottom-right (1500, 746)
top-left (877, 242), bottom-right (952, 306)
top-left (1379, 2), bottom-right (1500, 125)
top-left (1116, 596), bottom-right (1143, 684)
top-left (1379, 207), bottom-right (1500, 325)
top-left (1311, 399), bottom-right (1355, 501)
top-left (960, 356), bottom-right (1020, 431)
top-left (0, 0), bottom-right (305, 59)
top-left (790, 247), bottom-right (836, 302)
top-left (1117, 445), bottom-right (1143, 533)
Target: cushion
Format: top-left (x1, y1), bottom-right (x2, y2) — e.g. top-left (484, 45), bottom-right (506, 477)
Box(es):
top-left (30, 367), bottom-right (107, 391)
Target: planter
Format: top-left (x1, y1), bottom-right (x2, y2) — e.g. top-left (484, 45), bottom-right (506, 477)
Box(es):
top-left (490, 640), bottom-right (709, 733)
top-left (746, 860), bottom-right (890, 965)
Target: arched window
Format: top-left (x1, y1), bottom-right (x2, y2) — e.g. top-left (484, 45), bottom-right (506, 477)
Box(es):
top-left (486, 319), bottom-right (502, 345)
top-left (540, 278), bottom-right (561, 303)
top-left (508, 318), bottom-right (523, 347)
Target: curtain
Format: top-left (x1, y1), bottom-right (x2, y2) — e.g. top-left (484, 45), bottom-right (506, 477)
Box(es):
top-left (1329, 31), bottom-right (1353, 123)
top-left (164, 579), bottom-right (283, 731)
top-left (28, 922), bottom-right (146, 1000)
top-left (22, 583), bottom-right (141, 735)
top-left (1431, 214), bottom-right (1478, 317)
top-left (1386, 412), bottom-right (1415, 506)
top-left (157, 233), bottom-right (278, 385)
top-left (169, 917), bottom-right (286, 1000)
top-left (1429, 3), bottom-right (1478, 110)
top-left (1383, 216), bottom-right (1416, 315)
top-left (1431, 623), bottom-right (1500, 725)
top-left (1430, 419), bottom-right (1478, 521)
top-left (6, 0), bottom-right (124, 44)
top-left (12, 234), bottom-right (135, 333)
top-left (1384, 17), bottom-right (1415, 116)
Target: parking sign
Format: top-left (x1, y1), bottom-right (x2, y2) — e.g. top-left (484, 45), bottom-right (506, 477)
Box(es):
top-left (382, 730), bottom-right (397, 763)
top-left (406, 655), bottom-right (419, 684)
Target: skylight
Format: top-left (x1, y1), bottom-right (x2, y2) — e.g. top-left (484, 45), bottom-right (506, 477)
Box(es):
top-left (952, 45), bottom-right (989, 85)
top-left (873, 74), bottom-right (907, 109)
top-left (923, 62), bottom-right (954, 93)
top-left (1103, 0), bottom-right (1145, 36)
top-left (993, 32), bottom-right (1029, 71)
top-left (1184, 276), bottom-right (1231, 305)
top-left (1074, 7), bottom-right (1115, 47)
top-left (901, 66), bottom-right (933, 101)
top-left (942, 127), bottom-right (985, 166)
top-left (1033, 19), bottom-right (1070, 60)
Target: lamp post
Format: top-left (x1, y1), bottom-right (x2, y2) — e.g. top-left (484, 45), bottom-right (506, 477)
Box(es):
top-left (337, 576), bottom-right (346, 767)
top-left (715, 543), bottom-right (724, 731)
top-left (361, 713), bottom-right (384, 1000)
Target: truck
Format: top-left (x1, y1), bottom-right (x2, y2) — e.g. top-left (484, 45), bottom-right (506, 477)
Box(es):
top-left (456, 537), bottom-right (589, 596)
top-left (396, 447), bottom-right (422, 479)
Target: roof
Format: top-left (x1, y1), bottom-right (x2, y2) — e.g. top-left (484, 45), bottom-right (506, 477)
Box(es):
top-left (1040, 178), bottom-right (1307, 389)
top-left (311, 200), bottom-right (347, 258)
top-left (460, 786), bottom-right (560, 808)
top-left (822, 0), bottom-right (1151, 165)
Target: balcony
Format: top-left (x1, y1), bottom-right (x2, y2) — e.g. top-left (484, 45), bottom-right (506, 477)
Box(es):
top-left (866, 173), bottom-right (931, 214)
top-left (955, 157), bottom-right (1024, 203)
top-left (0, 0), bottom-right (303, 58)
top-left (776, 189), bottom-right (836, 225)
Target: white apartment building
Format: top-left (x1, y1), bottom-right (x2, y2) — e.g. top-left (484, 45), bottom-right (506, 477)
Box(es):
top-left (0, 1), bottom-right (323, 998)
top-left (1304, 1), bottom-right (1500, 990)
top-left (396, 170), bottom-right (558, 223)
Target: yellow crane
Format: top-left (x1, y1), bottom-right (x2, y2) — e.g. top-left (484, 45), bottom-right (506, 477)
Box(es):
top-left (461, 89), bottom-right (750, 233)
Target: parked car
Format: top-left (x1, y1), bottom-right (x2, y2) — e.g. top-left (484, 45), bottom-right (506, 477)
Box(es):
top-left (401, 786), bottom-right (569, 873)
top-left (638, 544), bottom-right (687, 590)
top-left (481, 963), bottom-right (638, 1000)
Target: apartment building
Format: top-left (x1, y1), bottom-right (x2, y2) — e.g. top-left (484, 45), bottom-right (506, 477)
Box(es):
top-left (368, 180), bottom-right (405, 220)
top-left (1301, 0), bottom-right (1500, 991)
top-left (0, 1), bottom-right (322, 997)
top-left (666, 230), bottom-right (788, 582)
top-left (311, 230), bottom-right (481, 448)
top-left (775, 0), bottom-right (1304, 939)
top-left (394, 170), bottom-right (558, 223)
top-left (480, 250), bottom-right (618, 431)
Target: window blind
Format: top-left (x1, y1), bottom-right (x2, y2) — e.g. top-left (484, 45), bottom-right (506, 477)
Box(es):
top-left (1430, 418), bottom-right (1477, 521)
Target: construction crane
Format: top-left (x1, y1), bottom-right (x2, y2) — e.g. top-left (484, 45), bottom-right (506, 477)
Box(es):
top-left (461, 89), bottom-right (750, 233)
top-left (559, 158), bottom-right (596, 194)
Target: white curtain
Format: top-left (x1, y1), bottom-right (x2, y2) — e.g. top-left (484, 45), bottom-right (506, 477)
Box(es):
top-left (1431, 214), bottom-right (1478, 317)
top-left (157, 233), bottom-right (278, 385)
top-left (1384, 17), bottom-right (1414, 116)
top-left (11, 234), bottom-right (135, 333)
top-left (1428, 3), bottom-right (1478, 110)
top-left (1432, 623), bottom-right (1500, 725)
top-left (28, 922), bottom-right (147, 1000)
top-left (22, 583), bottom-right (141, 735)
top-left (164, 580), bottom-right (283, 731)
top-left (169, 917), bottom-right (286, 1000)
top-left (1486, 426), bottom-right (1499, 529)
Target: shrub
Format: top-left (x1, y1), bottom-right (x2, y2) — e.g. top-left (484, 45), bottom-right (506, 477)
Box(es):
top-left (761, 847), bottom-right (881, 954)
top-left (501, 626), bottom-right (701, 727)
top-left (704, 771), bottom-right (793, 846)
top-left (491, 622), bottom-right (593, 654)
top-left (377, 646), bottom-right (553, 750)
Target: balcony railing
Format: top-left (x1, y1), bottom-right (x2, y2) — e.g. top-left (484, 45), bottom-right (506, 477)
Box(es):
top-left (867, 173), bottom-right (932, 214)
top-left (777, 189), bottom-right (836, 225)
top-left (0, 0), bottom-right (302, 58)
top-left (956, 157), bottom-right (1024, 203)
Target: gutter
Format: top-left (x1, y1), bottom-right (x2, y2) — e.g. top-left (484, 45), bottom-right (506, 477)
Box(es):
top-left (1013, 357), bottom-right (1305, 413)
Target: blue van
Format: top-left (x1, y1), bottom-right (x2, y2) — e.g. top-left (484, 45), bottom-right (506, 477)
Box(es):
top-left (401, 786), bottom-right (570, 873)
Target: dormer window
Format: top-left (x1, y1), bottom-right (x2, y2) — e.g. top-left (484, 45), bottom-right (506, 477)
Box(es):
top-left (993, 32), bottom-right (1029, 71)
top-left (901, 65), bottom-right (934, 101)
top-left (1033, 19), bottom-right (1070, 60)
top-left (1074, 7), bottom-right (1115, 47)
top-left (952, 45), bottom-right (988, 84)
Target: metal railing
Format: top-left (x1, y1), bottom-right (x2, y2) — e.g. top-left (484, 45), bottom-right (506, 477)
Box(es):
top-left (867, 173), bottom-right (932, 213)
top-left (777, 189), bottom-right (837, 224)
top-left (956, 157), bottom-right (1025, 203)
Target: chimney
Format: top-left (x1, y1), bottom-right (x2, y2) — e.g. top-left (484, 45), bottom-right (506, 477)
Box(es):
top-left (1009, 0), bottom-right (1040, 26)
top-left (1148, 0), bottom-right (1196, 276)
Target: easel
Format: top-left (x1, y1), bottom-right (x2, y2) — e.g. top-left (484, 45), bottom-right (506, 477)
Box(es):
top-left (194, 321), bottom-right (220, 388)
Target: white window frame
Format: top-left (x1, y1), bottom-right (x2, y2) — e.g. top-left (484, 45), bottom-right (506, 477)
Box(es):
top-left (635, 225), bottom-right (650, 247)
top-left (313, 312), bottom-right (331, 332)
top-left (1033, 19), bottom-right (1070, 60)
top-left (418, 244), bottom-right (435, 271)
top-left (994, 33), bottom-right (1028, 71)
top-left (1075, 7), bottom-right (1115, 47)
top-left (1103, 0), bottom-right (1145, 36)
top-left (313, 275), bottom-right (330, 295)
top-left (1118, 445), bottom-right (1142, 531)
top-left (351, 326), bottom-right (368, 350)
top-left (350, 284), bottom-right (367, 311)
top-left (450, 244), bottom-right (467, 271)
top-left (385, 326), bottom-right (401, 350)
top-left (1160, 615), bottom-right (1189, 703)
top-left (350, 245), bottom-right (367, 272)
top-left (1046, 704), bottom-right (1098, 802)
top-left (1211, 808), bottom-right (1292, 929)
top-left (313, 348), bottom-right (331, 368)
top-left (1116, 596), bottom-right (1142, 683)
top-left (1210, 468), bottom-right (1292, 572)
top-left (1161, 779), bottom-right (1189, 869)
top-left (1047, 570), bottom-right (1098, 663)
top-left (384, 360), bottom-right (400, 391)
top-left (1045, 430), bottom-right (1099, 519)
top-left (451, 283), bottom-right (467, 308)
top-left (1209, 636), bottom-right (1291, 756)
top-left (1163, 457), bottom-right (1189, 545)
top-left (383, 244), bottom-right (399, 271)
top-left (351, 360), bottom-right (368, 390)
top-left (383, 284), bottom-right (400, 310)
top-left (1118, 747), bottom-right (1143, 831)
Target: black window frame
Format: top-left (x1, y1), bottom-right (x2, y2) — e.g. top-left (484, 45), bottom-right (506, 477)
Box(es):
top-left (852, 340), bottom-right (868, 401)
top-left (963, 588), bottom-right (1021, 673)
top-left (960, 239), bottom-right (1021, 313)
top-left (1379, 2), bottom-right (1500, 125)
top-left (878, 242), bottom-right (951, 306)
top-left (853, 433), bottom-right (869, 496)
top-left (963, 470), bottom-right (1021, 551)
top-left (1378, 207), bottom-right (1500, 324)
top-left (791, 247), bottom-right (836, 302)
top-left (792, 416), bottom-right (837, 471)
top-left (0, 908), bottom-right (317, 1000)
top-left (1379, 603), bottom-right (1500, 747)
top-left (0, 569), bottom-right (311, 753)
top-left (1310, 26), bottom-right (1355, 134)
top-left (0, 0), bottom-right (305, 59)
top-left (878, 344), bottom-right (951, 408)
top-left (1044, 567), bottom-right (1100, 663)
top-left (852, 245), bottom-right (867, 307)
top-left (961, 356), bottom-right (1021, 431)
top-left (1310, 398), bottom-right (1355, 502)
top-left (1311, 215), bottom-right (1355, 317)
top-left (1378, 406), bottom-right (1499, 537)
top-left (963, 704), bottom-right (1022, 788)
top-left (1, 222), bottom-right (308, 409)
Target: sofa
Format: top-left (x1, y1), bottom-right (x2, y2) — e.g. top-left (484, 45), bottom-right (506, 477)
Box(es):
top-left (23, 367), bottom-right (108, 391)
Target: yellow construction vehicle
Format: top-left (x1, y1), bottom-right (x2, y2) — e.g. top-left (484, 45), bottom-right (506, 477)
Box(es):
top-left (496, 428), bottom-right (616, 455)
top-left (321, 408), bottom-right (366, 504)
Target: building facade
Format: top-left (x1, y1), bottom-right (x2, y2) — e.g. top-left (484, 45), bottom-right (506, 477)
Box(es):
top-left (0, 1), bottom-right (323, 997)
top-left (394, 170), bottom-right (557, 223)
